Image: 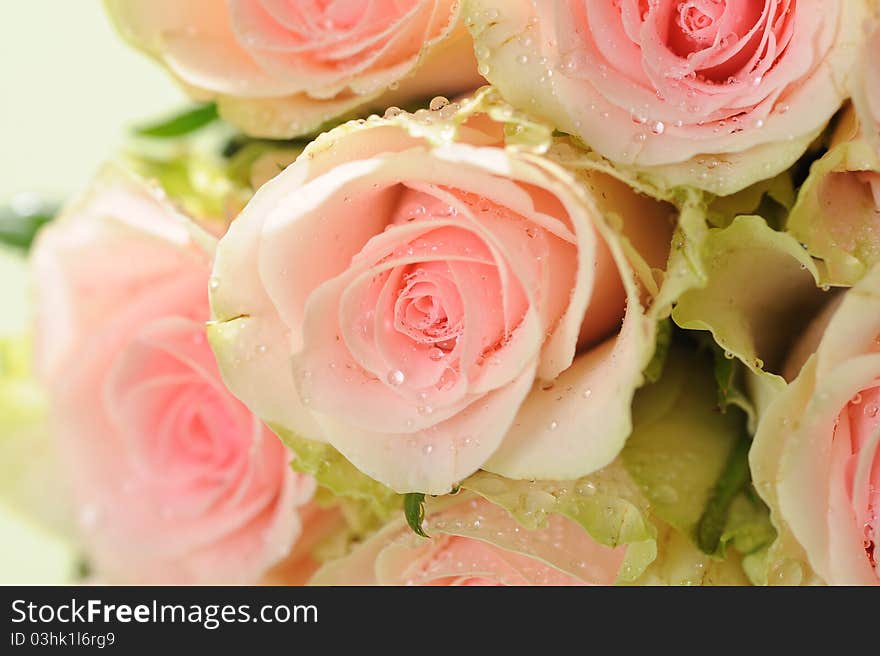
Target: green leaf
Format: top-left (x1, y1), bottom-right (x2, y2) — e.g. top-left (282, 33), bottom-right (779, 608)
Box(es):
top-left (695, 436), bottom-right (750, 554)
top-left (403, 493), bottom-right (428, 538)
top-left (0, 203), bottom-right (56, 251)
top-left (134, 104), bottom-right (219, 138)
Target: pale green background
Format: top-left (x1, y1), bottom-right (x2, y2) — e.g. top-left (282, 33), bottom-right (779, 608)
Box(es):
top-left (0, 3), bottom-right (182, 583)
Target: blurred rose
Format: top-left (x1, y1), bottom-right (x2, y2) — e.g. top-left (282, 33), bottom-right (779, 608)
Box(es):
top-left (751, 265), bottom-right (880, 585)
top-left (262, 502), bottom-right (347, 585)
top-left (465, 0), bottom-right (867, 194)
top-left (31, 167), bottom-right (315, 584)
top-left (311, 497), bottom-right (624, 585)
top-left (105, 0), bottom-right (485, 138)
top-left (209, 94), bottom-right (673, 495)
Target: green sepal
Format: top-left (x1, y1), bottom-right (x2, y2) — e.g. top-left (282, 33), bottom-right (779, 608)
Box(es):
top-left (403, 493), bottom-right (428, 538)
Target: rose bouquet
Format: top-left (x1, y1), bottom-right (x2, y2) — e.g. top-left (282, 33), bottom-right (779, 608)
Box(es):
top-left (1, 0), bottom-right (878, 587)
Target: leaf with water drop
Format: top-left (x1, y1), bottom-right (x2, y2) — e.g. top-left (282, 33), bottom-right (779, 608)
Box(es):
top-left (461, 463), bottom-right (657, 583)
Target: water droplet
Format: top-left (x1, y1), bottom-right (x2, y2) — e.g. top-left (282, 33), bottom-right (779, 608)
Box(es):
top-left (724, 351), bottom-right (735, 360)
top-left (852, 392), bottom-right (863, 405)
top-left (428, 347), bottom-right (445, 361)
top-left (516, 54), bottom-right (529, 65)
top-left (418, 405), bottom-right (434, 416)
top-left (582, 388), bottom-right (593, 399)
top-left (576, 481), bottom-right (597, 496)
top-left (209, 277), bottom-right (220, 290)
top-left (429, 96), bottom-right (449, 111)
top-left (650, 120), bottom-right (665, 135)
top-left (423, 444), bottom-right (434, 455)
top-left (387, 369), bottom-right (405, 386)
top-left (549, 420), bottom-right (559, 431)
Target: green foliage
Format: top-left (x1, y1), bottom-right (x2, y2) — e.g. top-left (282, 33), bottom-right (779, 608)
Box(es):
top-left (134, 104), bottom-right (219, 138)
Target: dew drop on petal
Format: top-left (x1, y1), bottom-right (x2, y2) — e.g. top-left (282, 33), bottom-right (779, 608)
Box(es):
top-left (387, 370), bottom-right (405, 386)
top-left (429, 96), bottom-right (449, 111)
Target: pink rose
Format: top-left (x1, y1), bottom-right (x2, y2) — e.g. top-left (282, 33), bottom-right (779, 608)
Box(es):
top-left (465, 0), bottom-right (867, 194)
top-left (209, 92), bottom-right (673, 495)
top-left (751, 266), bottom-right (880, 585)
top-left (311, 497), bottom-right (624, 585)
top-left (31, 167), bottom-right (315, 584)
top-left (105, 0), bottom-right (485, 138)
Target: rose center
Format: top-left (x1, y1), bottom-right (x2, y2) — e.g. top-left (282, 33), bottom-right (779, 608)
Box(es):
top-left (676, 0), bottom-right (725, 44)
top-left (394, 267), bottom-right (464, 351)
